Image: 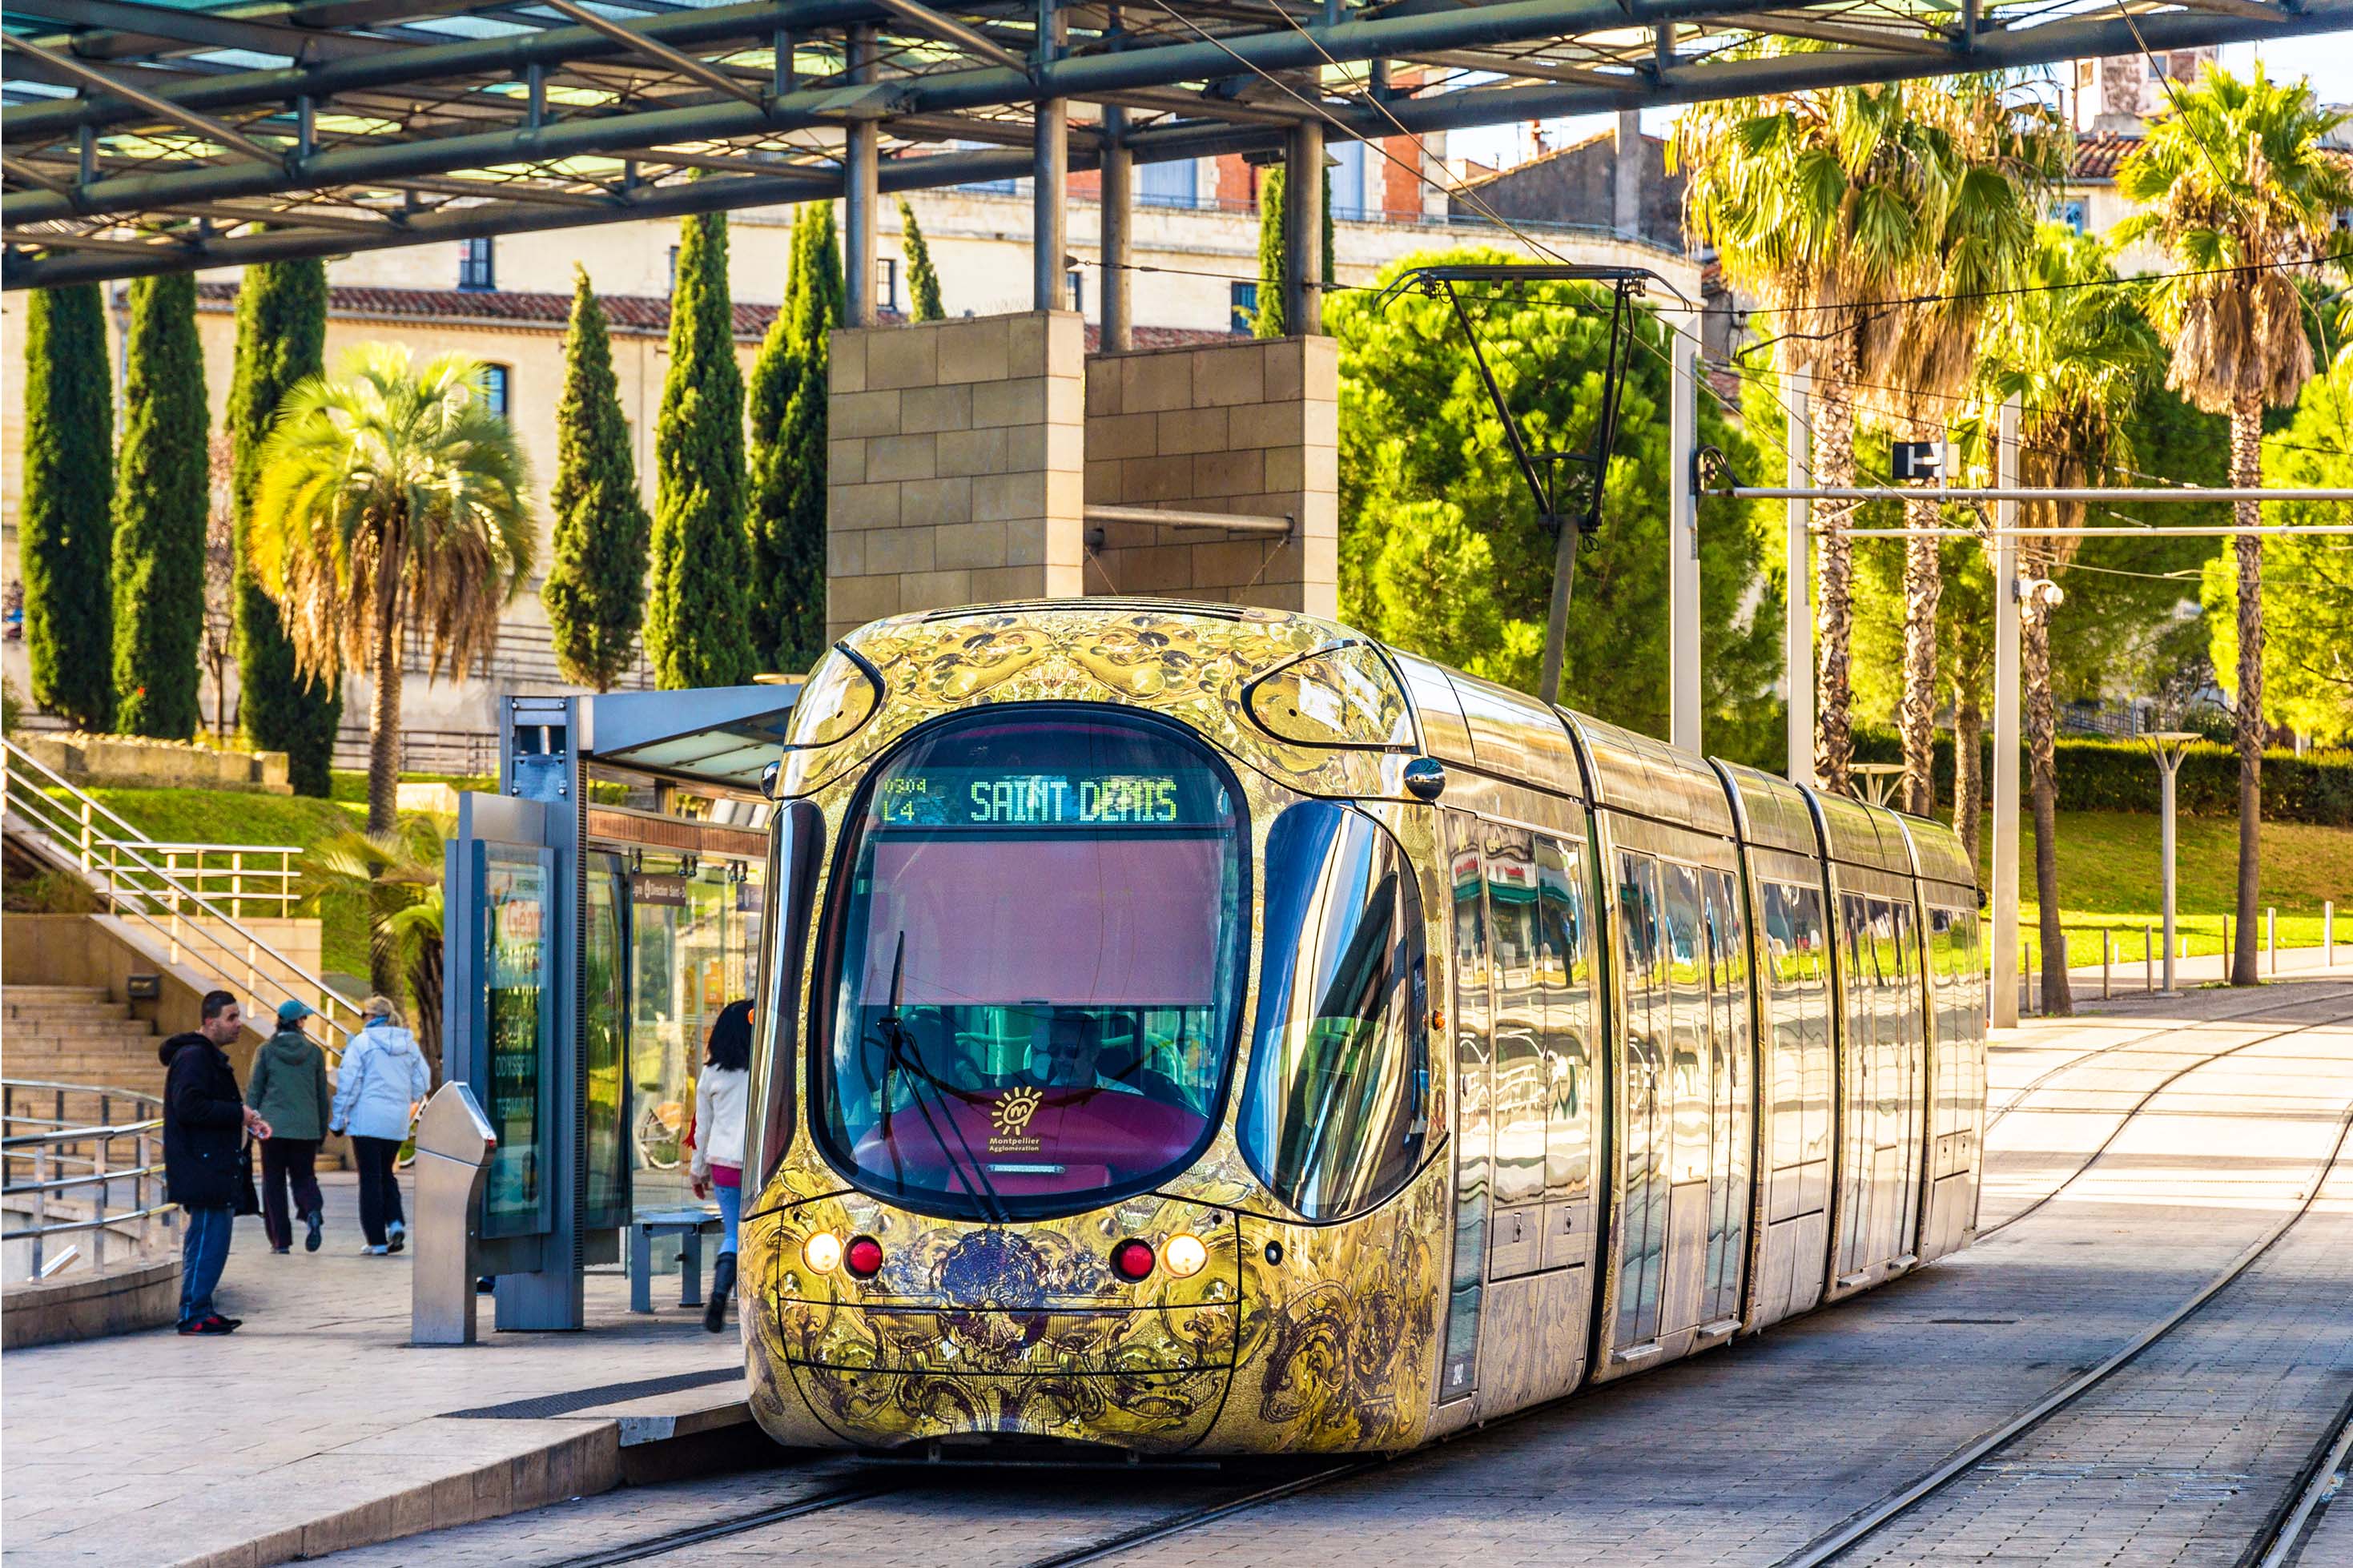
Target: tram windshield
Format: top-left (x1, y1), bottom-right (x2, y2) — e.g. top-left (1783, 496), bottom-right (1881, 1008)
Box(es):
top-left (814, 709), bottom-right (1249, 1218)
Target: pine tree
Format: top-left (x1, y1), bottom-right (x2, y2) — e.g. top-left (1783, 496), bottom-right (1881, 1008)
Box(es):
top-left (747, 203), bottom-right (843, 674)
top-left (543, 267), bottom-right (654, 691)
top-left (899, 198), bottom-right (945, 321)
top-left (19, 285), bottom-right (116, 733)
top-left (227, 258), bottom-right (340, 793)
top-left (111, 272), bottom-right (208, 739)
top-left (646, 210), bottom-right (756, 688)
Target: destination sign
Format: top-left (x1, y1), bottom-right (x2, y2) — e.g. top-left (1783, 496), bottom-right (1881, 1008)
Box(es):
top-left (877, 769), bottom-right (1218, 828)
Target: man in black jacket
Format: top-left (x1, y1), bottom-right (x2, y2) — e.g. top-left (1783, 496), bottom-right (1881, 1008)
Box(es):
top-left (163, 990), bottom-right (272, 1335)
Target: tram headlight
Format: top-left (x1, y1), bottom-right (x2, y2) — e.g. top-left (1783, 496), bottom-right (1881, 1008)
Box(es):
top-left (1163, 1233), bottom-right (1208, 1278)
top-left (802, 1231), bottom-right (843, 1274)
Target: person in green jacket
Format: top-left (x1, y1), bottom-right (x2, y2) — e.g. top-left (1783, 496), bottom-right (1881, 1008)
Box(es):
top-left (247, 999), bottom-right (332, 1255)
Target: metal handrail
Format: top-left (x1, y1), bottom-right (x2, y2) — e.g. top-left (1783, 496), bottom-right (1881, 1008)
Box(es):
top-left (0, 1079), bottom-right (173, 1279)
top-left (2, 738), bottom-right (359, 1058)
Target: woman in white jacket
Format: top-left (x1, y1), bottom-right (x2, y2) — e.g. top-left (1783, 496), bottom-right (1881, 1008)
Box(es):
top-left (330, 997), bottom-right (432, 1255)
top-left (690, 999), bottom-right (752, 1333)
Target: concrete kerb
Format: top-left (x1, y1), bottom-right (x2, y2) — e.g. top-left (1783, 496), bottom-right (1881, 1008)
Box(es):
top-left (164, 1393), bottom-right (758, 1568)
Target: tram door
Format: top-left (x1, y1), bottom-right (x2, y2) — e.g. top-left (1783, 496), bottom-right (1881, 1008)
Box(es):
top-left (1439, 814), bottom-right (1492, 1403)
top-left (1835, 891), bottom-right (1925, 1281)
top-left (1611, 852), bottom-right (1668, 1350)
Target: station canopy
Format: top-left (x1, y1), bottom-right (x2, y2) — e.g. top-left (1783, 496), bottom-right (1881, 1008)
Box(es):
top-left (2, 0), bottom-right (2340, 289)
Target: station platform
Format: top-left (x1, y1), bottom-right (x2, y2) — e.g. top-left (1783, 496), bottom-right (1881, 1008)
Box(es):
top-left (8, 975), bottom-right (2351, 1568)
top-left (0, 1175), bottom-right (750, 1568)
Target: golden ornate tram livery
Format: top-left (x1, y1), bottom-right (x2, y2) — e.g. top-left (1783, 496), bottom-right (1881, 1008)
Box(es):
top-left (738, 601), bottom-right (1987, 1456)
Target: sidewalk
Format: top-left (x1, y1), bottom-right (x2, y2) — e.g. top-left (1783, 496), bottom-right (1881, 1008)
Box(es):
top-left (1, 1171), bottom-right (757, 1568)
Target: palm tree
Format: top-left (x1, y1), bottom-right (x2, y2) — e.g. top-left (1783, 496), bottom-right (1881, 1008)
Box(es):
top-left (307, 812), bottom-right (449, 1078)
top-left (1682, 69), bottom-right (2045, 795)
top-left (2115, 66), bottom-right (2352, 988)
top-left (250, 344), bottom-right (534, 836)
top-left (1970, 227), bottom-right (2159, 1016)
top-left (1864, 86), bottom-right (2060, 818)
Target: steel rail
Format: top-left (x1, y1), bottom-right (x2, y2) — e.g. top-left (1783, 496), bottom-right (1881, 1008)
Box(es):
top-left (545, 1480), bottom-right (903, 1567)
top-left (1772, 1036), bottom-right (2353, 1568)
top-left (1975, 1004), bottom-right (2353, 1242)
top-left (1024, 1461), bottom-right (1377, 1567)
top-left (2252, 1406), bottom-right (2353, 1568)
top-left (5, 0), bottom-right (2344, 266)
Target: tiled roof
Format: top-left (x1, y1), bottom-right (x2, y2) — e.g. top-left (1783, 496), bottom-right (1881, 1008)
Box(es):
top-left (193, 279), bottom-right (1229, 348)
top-left (2071, 131), bottom-right (2142, 182)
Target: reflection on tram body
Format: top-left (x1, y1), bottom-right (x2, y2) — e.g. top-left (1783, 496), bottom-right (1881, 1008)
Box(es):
top-left (738, 604), bottom-right (1987, 1457)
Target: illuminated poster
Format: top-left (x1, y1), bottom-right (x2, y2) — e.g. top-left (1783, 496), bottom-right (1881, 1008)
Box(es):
top-left (481, 845), bottom-right (551, 1238)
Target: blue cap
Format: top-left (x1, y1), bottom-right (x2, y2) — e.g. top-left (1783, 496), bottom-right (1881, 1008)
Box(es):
top-left (276, 999), bottom-right (314, 1026)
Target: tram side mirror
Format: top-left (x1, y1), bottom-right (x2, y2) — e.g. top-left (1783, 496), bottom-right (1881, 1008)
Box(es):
top-left (1402, 756), bottom-right (1446, 802)
top-left (760, 760), bottom-right (782, 798)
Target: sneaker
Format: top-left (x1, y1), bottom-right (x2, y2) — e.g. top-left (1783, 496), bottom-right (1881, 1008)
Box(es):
top-left (362, 1244), bottom-right (388, 1256)
top-left (217, 1314), bottom-right (243, 1329)
top-left (272, 1246), bottom-right (291, 1256)
top-left (386, 1221), bottom-right (407, 1254)
top-left (304, 1212), bottom-right (323, 1253)
top-left (177, 1314), bottom-right (235, 1336)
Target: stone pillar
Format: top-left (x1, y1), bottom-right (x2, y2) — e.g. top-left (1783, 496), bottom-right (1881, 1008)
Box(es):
top-left (1083, 335), bottom-right (1337, 617)
top-left (1612, 108), bottom-right (1641, 242)
top-left (827, 311), bottom-right (1087, 641)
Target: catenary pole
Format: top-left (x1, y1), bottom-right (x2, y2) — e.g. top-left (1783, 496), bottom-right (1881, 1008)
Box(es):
top-left (1990, 392), bottom-right (2021, 1030)
top-left (1784, 352), bottom-right (1813, 788)
top-left (1669, 313), bottom-right (1699, 753)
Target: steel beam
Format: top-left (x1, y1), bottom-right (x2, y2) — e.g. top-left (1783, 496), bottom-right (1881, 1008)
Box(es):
top-left (1283, 113), bottom-right (1321, 335)
top-left (1034, 0), bottom-right (1068, 315)
top-left (534, 0), bottom-right (769, 104)
top-left (1100, 100), bottom-right (1132, 352)
top-left (4, 0), bottom-right (400, 62)
top-left (868, 0), bottom-right (1028, 70)
top-left (843, 24), bottom-right (879, 325)
top-left (1, 34), bottom-right (287, 164)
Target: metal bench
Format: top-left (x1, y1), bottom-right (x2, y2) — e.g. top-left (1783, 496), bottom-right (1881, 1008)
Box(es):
top-left (626, 1205), bottom-right (722, 1314)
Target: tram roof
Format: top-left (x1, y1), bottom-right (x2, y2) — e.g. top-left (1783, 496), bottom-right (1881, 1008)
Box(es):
top-left (2, 0), bottom-right (2336, 288)
top-left (1714, 760), bottom-right (1818, 860)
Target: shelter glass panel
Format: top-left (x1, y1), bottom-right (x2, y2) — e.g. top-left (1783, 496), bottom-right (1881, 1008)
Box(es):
top-left (583, 851), bottom-right (630, 1229)
top-left (479, 843), bottom-right (551, 1240)
top-left (627, 856), bottom-right (764, 1216)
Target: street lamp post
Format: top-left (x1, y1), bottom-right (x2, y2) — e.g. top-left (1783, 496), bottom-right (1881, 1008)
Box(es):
top-left (2144, 730), bottom-right (2199, 995)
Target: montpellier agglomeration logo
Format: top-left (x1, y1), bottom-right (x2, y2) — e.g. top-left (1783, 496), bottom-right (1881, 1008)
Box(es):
top-left (991, 1086), bottom-right (1044, 1140)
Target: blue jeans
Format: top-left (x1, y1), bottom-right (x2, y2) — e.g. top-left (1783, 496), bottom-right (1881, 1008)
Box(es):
top-left (179, 1204), bottom-right (234, 1324)
top-left (714, 1182), bottom-right (741, 1256)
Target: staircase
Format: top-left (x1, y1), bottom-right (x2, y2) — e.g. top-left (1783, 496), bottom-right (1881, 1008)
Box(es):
top-left (2, 985), bottom-right (168, 1100)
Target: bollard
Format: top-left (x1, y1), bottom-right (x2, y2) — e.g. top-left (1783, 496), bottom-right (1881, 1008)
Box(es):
top-left (2102, 930), bottom-right (2112, 1000)
top-left (2146, 924), bottom-right (2155, 994)
top-left (2223, 915), bottom-right (2231, 971)
top-left (2268, 907), bottom-right (2277, 975)
top-left (411, 1083), bottom-right (497, 1347)
top-left (2329, 902), bottom-right (2337, 967)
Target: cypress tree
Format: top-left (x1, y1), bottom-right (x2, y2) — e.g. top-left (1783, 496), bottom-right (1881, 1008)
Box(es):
top-left (227, 258), bottom-right (340, 793)
top-left (1255, 167), bottom-right (1287, 338)
top-left (111, 272), bottom-right (208, 739)
top-left (1252, 165), bottom-right (1334, 339)
top-left (899, 198), bottom-right (945, 321)
top-left (542, 267), bottom-right (653, 691)
top-left (747, 203), bottom-right (843, 674)
top-left (19, 285), bottom-right (116, 733)
top-left (646, 209), bottom-right (755, 688)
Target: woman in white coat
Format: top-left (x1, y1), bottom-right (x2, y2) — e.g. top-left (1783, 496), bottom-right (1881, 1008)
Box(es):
top-left (691, 1000), bottom-right (751, 1332)
top-left (330, 997), bottom-right (432, 1255)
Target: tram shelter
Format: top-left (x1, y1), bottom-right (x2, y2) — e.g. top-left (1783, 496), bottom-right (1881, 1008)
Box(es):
top-left (444, 684), bottom-right (795, 1332)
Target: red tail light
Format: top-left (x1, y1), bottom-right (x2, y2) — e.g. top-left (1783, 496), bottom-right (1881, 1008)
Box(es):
top-left (1111, 1239), bottom-right (1156, 1281)
top-left (845, 1235), bottom-right (885, 1278)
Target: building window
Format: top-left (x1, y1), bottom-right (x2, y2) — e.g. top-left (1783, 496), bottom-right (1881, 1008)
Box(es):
top-left (1140, 157), bottom-right (1197, 208)
top-left (458, 236), bottom-right (495, 291)
top-left (1068, 268), bottom-right (1084, 316)
top-left (1229, 281), bottom-right (1257, 336)
top-left (667, 245), bottom-right (679, 289)
top-left (881, 256), bottom-right (899, 314)
top-left (2054, 199), bottom-right (2088, 235)
top-left (481, 364), bottom-right (509, 417)
top-left (1332, 140), bottom-right (1370, 221)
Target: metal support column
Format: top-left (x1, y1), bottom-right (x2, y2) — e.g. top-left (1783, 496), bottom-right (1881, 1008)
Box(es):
top-left (1784, 354), bottom-right (1813, 788)
top-left (1033, 0), bottom-right (1068, 313)
top-left (1100, 104), bottom-right (1132, 351)
top-left (1285, 115), bottom-right (1324, 336)
top-left (843, 26), bottom-right (878, 328)
top-left (1669, 314), bottom-right (1699, 754)
top-left (1990, 393), bottom-right (2021, 1030)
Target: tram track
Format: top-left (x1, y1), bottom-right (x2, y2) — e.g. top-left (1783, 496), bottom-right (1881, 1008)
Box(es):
top-left (1772, 1040), bottom-right (2353, 1568)
top-left (1976, 1000), bottom-right (2353, 1240)
top-left (2252, 1408), bottom-right (2353, 1568)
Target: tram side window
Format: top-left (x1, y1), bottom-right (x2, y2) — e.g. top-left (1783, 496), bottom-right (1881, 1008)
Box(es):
top-left (753, 802), bottom-right (823, 1182)
top-left (1534, 836), bottom-right (1593, 1196)
top-left (1241, 803), bottom-right (1430, 1221)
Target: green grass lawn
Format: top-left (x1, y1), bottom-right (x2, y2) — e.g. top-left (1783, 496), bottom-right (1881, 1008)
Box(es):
top-left (1978, 810), bottom-right (2353, 970)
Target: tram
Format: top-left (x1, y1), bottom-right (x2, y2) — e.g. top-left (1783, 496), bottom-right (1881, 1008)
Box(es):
top-left (739, 600), bottom-right (1987, 1457)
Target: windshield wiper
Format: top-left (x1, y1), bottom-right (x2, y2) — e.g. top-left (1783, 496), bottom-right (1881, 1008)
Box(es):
top-left (870, 931), bottom-right (1009, 1224)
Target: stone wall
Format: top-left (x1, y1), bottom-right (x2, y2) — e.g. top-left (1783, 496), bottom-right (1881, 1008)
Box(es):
top-left (825, 311), bottom-right (1086, 642)
top-left (1081, 336), bottom-right (1338, 617)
